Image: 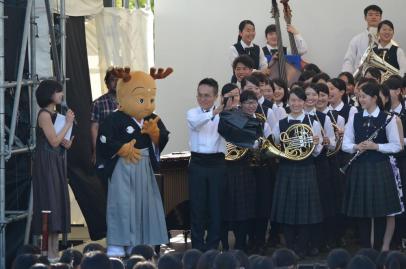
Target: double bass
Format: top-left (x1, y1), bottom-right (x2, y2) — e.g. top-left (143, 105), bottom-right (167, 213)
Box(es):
top-left (268, 0), bottom-right (301, 86)
top-left (281, 0), bottom-right (308, 69)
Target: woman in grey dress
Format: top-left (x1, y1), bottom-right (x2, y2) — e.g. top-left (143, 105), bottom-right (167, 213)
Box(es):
top-left (32, 80), bottom-right (75, 260)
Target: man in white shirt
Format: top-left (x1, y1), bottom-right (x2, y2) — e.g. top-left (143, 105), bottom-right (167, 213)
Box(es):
top-left (186, 78), bottom-right (226, 251)
top-left (341, 5), bottom-right (383, 73)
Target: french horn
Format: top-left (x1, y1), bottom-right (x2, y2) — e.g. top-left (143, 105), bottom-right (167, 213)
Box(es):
top-left (262, 123), bottom-right (315, 161)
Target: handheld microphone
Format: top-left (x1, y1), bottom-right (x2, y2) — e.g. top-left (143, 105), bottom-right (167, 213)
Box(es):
top-left (61, 102), bottom-right (77, 125)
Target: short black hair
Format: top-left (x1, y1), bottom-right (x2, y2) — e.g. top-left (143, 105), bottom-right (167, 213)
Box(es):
top-left (182, 249), bottom-right (202, 269)
top-left (110, 257), bottom-right (125, 269)
top-left (158, 254), bottom-right (183, 269)
top-left (35, 80), bottom-right (63, 108)
top-left (361, 82), bottom-right (384, 109)
top-left (127, 255), bottom-right (147, 269)
top-left (365, 67), bottom-right (382, 82)
top-left (357, 77), bottom-right (378, 87)
top-left (250, 256), bottom-right (273, 269)
top-left (13, 254), bottom-right (38, 269)
top-left (299, 70), bottom-right (317, 82)
top-left (134, 261), bottom-right (158, 269)
top-left (364, 5), bottom-right (382, 17)
top-left (81, 251), bottom-right (110, 269)
top-left (198, 78), bottom-right (219, 95)
top-left (241, 75), bottom-right (260, 90)
top-left (251, 72), bottom-right (268, 84)
top-left (213, 252), bottom-right (239, 269)
top-left (339, 71), bottom-right (355, 86)
top-left (313, 82), bottom-right (329, 95)
top-left (327, 248), bottom-right (351, 269)
top-left (240, 89), bottom-right (258, 103)
top-left (385, 251), bottom-right (406, 269)
top-left (378, 20), bottom-right (394, 32)
top-left (303, 63), bottom-right (321, 74)
top-left (289, 87), bottom-right (307, 101)
top-left (328, 78), bottom-right (347, 92)
top-left (273, 78), bottom-right (289, 105)
top-left (383, 76), bottom-right (403, 90)
top-left (232, 55), bottom-right (255, 70)
top-left (271, 248), bottom-right (298, 267)
top-left (83, 243), bottom-right (106, 254)
top-left (196, 250), bottom-right (220, 269)
top-left (347, 255), bottom-right (376, 269)
top-left (221, 83), bottom-right (239, 96)
top-left (311, 72), bottom-right (331, 83)
top-left (60, 249), bottom-right (83, 268)
top-left (131, 244), bottom-right (155, 261)
top-left (265, 24), bottom-right (277, 36)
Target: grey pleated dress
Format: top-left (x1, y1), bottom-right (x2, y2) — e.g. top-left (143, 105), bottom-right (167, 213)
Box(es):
top-left (32, 109), bottom-right (71, 235)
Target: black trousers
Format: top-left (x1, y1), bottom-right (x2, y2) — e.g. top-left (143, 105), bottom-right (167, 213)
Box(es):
top-left (188, 152), bottom-right (226, 251)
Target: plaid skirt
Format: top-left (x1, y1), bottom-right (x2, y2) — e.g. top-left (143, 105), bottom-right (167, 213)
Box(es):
top-left (315, 156), bottom-right (337, 218)
top-left (271, 162), bottom-right (323, 225)
top-left (252, 165), bottom-right (273, 218)
top-left (342, 159), bottom-right (401, 218)
top-left (222, 162), bottom-right (256, 221)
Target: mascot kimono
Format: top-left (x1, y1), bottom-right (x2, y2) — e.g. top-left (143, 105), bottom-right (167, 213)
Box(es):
top-left (97, 67), bottom-right (172, 257)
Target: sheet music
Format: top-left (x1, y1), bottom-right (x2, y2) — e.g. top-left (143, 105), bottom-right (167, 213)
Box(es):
top-left (54, 113), bottom-right (73, 140)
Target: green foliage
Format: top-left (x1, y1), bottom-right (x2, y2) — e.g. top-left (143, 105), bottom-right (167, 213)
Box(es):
top-left (115, 0), bottom-right (155, 11)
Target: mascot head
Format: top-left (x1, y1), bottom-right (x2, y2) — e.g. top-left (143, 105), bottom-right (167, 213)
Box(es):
top-left (112, 67), bottom-right (173, 121)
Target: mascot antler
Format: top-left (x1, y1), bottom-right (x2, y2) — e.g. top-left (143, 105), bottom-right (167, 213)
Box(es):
top-left (112, 66), bottom-right (132, 82)
top-left (150, 67), bottom-right (173, 80)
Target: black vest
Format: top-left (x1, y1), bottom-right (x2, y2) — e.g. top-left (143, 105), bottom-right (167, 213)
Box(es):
top-left (256, 98), bottom-right (274, 117)
top-left (336, 103), bottom-right (351, 123)
top-left (373, 45), bottom-right (400, 69)
top-left (392, 105), bottom-right (406, 158)
top-left (353, 111), bottom-right (389, 162)
top-left (234, 42), bottom-right (261, 69)
top-left (279, 115), bottom-right (315, 165)
top-left (262, 46), bottom-right (287, 57)
top-left (326, 110), bottom-right (339, 125)
top-left (312, 111), bottom-right (327, 158)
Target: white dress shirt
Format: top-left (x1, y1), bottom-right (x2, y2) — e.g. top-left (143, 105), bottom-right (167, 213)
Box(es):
top-left (258, 96), bottom-right (278, 129)
top-left (229, 40), bottom-right (268, 70)
top-left (342, 29), bottom-right (372, 73)
top-left (272, 112), bottom-right (323, 157)
top-left (186, 106), bottom-right (226, 154)
top-left (342, 107), bottom-right (401, 154)
top-left (328, 101), bottom-right (358, 124)
top-left (321, 107), bottom-right (346, 130)
top-left (376, 42), bottom-right (406, 76)
top-left (390, 103), bottom-right (406, 144)
top-left (305, 108), bottom-right (336, 150)
top-left (266, 34), bottom-right (308, 56)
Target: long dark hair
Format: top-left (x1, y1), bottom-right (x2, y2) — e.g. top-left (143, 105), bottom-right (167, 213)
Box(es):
top-left (237, 20), bottom-right (255, 43)
top-left (361, 82), bottom-right (384, 110)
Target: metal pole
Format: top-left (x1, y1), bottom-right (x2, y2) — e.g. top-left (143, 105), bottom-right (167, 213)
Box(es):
top-left (59, 0), bottom-right (68, 247)
top-left (7, 0), bottom-right (33, 151)
top-left (0, 0), bottom-right (6, 267)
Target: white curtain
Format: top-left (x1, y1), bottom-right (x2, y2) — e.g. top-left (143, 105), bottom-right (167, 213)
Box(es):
top-left (51, 0), bottom-right (103, 16)
top-left (85, 7), bottom-right (155, 99)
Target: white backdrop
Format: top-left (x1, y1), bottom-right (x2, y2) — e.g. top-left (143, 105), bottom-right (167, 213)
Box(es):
top-left (154, 0), bottom-right (406, 154)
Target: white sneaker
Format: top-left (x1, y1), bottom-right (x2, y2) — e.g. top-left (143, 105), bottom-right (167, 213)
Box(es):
top-left (107, 245), bottom-right (126, 257)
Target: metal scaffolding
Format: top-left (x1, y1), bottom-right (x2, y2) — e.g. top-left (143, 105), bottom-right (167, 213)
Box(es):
top-left (0, 0), bottom-right (66, 267)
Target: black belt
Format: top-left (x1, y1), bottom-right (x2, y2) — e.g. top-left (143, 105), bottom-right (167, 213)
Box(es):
top-left (191, 152), bottom-right (224, 158)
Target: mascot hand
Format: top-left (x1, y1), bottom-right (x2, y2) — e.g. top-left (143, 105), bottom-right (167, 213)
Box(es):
top-left (141, 117), bottom-right (160, 145)
top-left (117, 139), bottom-right (141, 163)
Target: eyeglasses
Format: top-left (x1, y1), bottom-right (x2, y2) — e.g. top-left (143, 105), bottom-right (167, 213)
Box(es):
top-left (242, 100), bottom-right (258, 106)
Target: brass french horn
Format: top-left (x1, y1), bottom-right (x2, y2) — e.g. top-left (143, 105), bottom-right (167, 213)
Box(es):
top-left (262, 123), bottom-right (315, 161)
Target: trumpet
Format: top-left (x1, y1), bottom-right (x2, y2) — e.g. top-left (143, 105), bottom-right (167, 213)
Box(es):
top-left (340, 114), bottom-right (394, 174)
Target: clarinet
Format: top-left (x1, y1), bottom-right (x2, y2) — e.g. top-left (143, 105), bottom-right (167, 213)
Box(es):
top-left (340, 114), bottom-right (394, 174)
